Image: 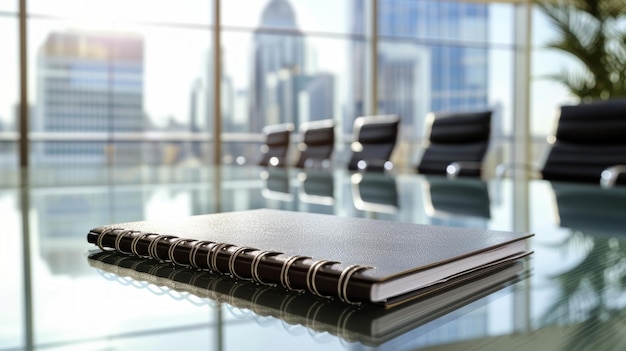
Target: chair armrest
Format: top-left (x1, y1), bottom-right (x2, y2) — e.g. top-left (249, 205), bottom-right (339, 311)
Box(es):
top-left (445, 162), bottom-right (483, 179)
top-left (601, 165), bottom-right (626, 188)
top-left (355, 159), bottom-right (394, 172)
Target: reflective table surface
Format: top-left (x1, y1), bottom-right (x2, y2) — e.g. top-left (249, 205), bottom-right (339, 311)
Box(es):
top-left (2, 165), bottom-right (626, 351)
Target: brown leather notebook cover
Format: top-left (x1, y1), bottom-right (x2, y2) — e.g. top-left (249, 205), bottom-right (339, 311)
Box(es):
top-left (86, 208), bottom-right (533, 306)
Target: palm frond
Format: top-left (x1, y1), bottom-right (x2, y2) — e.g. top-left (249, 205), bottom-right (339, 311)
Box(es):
top-left (544, 67), bottom-right (598, 98)
top-left (535, 0), bottom-right (626, 99)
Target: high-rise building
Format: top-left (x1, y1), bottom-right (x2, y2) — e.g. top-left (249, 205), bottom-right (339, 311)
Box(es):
top-left (249, 0), bottom-right (306, 133)
top-left (348, 0), bottom-right (490, 138)
top-left (34, 30), bottom-right (145, 165)
top-left (249, 0), bottom-right (336, 135)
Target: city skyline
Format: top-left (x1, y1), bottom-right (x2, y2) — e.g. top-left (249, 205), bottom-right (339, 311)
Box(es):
top-left (1, 0), bottom-right (570, 168)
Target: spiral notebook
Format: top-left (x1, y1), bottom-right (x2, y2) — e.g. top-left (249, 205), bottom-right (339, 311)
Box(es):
top-left (86, 209), bottom-right (533, 307)
top-left (88, 251), bottom-right (528, 346)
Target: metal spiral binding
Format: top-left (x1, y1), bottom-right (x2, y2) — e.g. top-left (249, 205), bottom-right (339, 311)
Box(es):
top-left (208, 243), bottom-right (233, 273)
top-left (188, 240), bottom-right (213, 269)
top-left (97, 227), bottom-right (376, 303)
top-left (167, 238), bottom-right (196, 267)
top-left (113, 230), bottom-right (135, 255)
top-left (228, 246), bottom-right (258, 279)
top-left (96, 228), bottom-right (119, 251)
top-left (306, 260), bottom-right (339, 297)
top-left (130, 232), bottom-right (153, 258)
top-left (251, 250), bottom-right (283, 285)
top-left (336, 264), bottom-right (373, 304)
top-left (147, 235), bottom-right (177, 262)
top-left (279, 255), bottom-right (311, 292)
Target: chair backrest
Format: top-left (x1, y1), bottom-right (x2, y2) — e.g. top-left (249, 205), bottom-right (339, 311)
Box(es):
top-left (348, 115), bottom-right (400, 171)
top-left (417, 110), bottom-right (492, 177)
top-left (295, 119), bottom-right (335, 168)
top-left (258, 123), bottom-right (294, 167)
top-left (541, 99), bottom-right (626, 184)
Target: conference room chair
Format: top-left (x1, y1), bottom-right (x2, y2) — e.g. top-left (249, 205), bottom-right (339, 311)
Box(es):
top-left (258, 123), bottom-right (294, 167)
top-left (294, 119), bottom-right (335, 168)
top-left (417, 110), bottom-right (492, 178)
top-left (348, 114), bottom-right (400, 172)
top-left (540, 99), bottom-right (626, 186)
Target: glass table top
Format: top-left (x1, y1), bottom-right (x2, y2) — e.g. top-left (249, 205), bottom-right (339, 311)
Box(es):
top-left (2, 165), bottom-right (626, 351)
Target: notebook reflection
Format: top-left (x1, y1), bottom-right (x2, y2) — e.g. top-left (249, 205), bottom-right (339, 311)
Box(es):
top-left (88, 251), bottom-right (528, 347)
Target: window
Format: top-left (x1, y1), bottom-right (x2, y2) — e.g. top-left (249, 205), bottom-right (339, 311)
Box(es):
top-left (0, 13), bottom-right (18, 169)
top-left (27, 0), bottom-right (215, 166)
top-left (3, 0), bottom-right (534, 172)
top-left (221, 0), bottom-right (368, 165)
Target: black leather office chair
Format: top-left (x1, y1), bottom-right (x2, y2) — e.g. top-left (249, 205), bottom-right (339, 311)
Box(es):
top-left (417, 110), bottom-right (492, 178)
top-left (348, 115), bottom-right (400, 172)
top-left (258, 123), bottom-right (294, 167)
top-left (295, 119), bottom-right (335, 168)
top-left (541, 99), bottom-right (626, 185)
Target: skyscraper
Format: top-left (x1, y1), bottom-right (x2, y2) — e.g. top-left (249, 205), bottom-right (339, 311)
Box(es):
top-left (249, 0), bottom-right (305, 133)
top-left (249, 0), bottom-right (336, 136)
top-left (349, 0), bottom-right (490, 138)
top-left (34, 30), bottom-right (145, 165)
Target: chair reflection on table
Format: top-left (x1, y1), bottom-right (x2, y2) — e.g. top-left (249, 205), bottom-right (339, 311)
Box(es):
top-left (422, 176), bottom-right (491, 228)
top-left (297, 170), bottom-right (334, 206)
top-left (551, 182), bottom-right (626, 235)
top-left (540, 182), bottom-right (626, 346)
top-left (351, 172), bottom-right (399, 214)
top-left (296, 170), bottom-right (335, 214)
top-left (260, 167), bottom-right (294, 204)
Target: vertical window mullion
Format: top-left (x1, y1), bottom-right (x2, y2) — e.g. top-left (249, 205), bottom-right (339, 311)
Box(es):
top-left (19, 0), bottom-right (28, 168)
top-left (371, 0), bottom-right (378, 115)
top-left (213, 0), bottom-right (221, 165)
